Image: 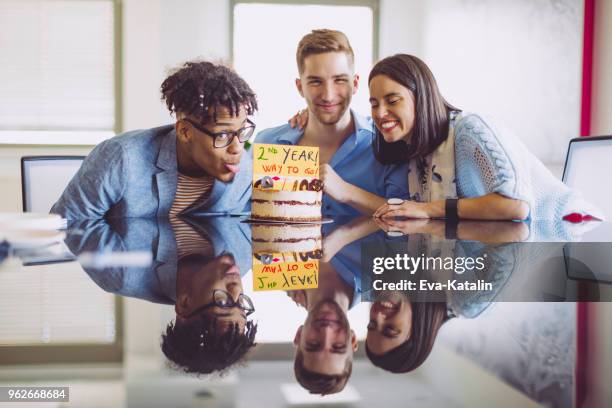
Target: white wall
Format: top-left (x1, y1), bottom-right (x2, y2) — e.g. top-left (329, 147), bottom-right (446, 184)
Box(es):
top-left (379, 0), bottom-right (425, 57)
top-left (122, 0), bottom-right (230, 131)
top-left (380, 0), bottom-right (583, 166)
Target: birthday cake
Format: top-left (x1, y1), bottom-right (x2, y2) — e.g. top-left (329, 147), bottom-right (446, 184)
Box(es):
top-left (251, 224), bottom-right (322, 262)
top-left (251, 177), bottom-right (323, 222)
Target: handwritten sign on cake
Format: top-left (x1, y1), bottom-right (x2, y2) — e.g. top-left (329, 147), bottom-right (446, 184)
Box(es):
top-left (252, 252), bottom-right (319, 291)
top-left (253, 144), bottom-right (319, 178)
top-left (251, 143), bottom-right (323, 222)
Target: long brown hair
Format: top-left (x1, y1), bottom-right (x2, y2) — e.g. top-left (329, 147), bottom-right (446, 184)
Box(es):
top-left (368, 54), bottom-right (460, 164)
top-left (365, 301), bottom-right (449, 373)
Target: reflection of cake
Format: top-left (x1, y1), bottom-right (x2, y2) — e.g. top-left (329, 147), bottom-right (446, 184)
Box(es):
top-left (252, 223), bottom-right (322, 254)
top-left (251, 177), bottom-right (322, 222)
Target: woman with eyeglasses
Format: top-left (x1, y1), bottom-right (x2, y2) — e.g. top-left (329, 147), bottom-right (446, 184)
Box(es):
top-left (52, 60), bottom-right (257, 220)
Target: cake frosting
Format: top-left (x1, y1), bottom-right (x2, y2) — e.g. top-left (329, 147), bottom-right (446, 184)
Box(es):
top-left (252, 223), bottom-right (322, 254)
top-left (252, 223), bottom-right (323, 271)
top-left (251, 177), bottom-right (323, 222)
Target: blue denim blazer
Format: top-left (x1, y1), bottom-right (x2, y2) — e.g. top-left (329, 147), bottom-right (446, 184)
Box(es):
top-left (65, 216), bottom-right (253, 304)
top-left (51, 125), bottom-right (253, 219)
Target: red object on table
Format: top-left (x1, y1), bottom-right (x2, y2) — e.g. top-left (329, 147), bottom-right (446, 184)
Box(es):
top-left (563, 213), bottom-right (601, 223)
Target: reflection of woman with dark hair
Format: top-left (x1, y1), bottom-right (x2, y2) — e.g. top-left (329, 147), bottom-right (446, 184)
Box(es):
top-left (366, 294), bottom-right (447, 373)
top-left (364, 219), bottom-right (528, 373)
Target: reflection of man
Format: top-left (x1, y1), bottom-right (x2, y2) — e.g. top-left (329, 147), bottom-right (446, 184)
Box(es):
top-left (292, 262), bottom-right (358, 395)
top-left (65, 216), bottom-right (257, 374)
top-left (284, 217), bottom-right (381, 394)
top-left (52, 60), bottom-right (256, 219)
top-left (161, 216), bottom-right (256, 374)
top-left (65, 217), bottom-right (178, 304)
top-left (256, 29), bottom-right (407, 215)
top-left (163, 251), bottom-right (257, 374)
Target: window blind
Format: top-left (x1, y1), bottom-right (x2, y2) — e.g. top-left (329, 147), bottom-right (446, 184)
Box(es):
top-left (0, 0), bottom-right (115, 132)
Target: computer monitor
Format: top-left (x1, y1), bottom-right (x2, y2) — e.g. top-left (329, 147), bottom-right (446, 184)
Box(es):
top-left (562, 135), bottom-right (612, 222)
top-left (562, 136), bottom-right (612, 285)
top-left (21, 156), bottom-right (85, 213)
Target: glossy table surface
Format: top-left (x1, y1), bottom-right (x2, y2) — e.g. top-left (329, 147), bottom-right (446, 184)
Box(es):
top-left (1, 214), bottom-right (611, 407)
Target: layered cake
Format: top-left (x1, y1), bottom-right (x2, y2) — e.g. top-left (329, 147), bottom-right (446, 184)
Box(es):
top-left (252, 223), bottom-right (323, 268)
top-left (251, 177), bottom-right (323, 222)
top-left (252, 223), bottom-right (322, 254)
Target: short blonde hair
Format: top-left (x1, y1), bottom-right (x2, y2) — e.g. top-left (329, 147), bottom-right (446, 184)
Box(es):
top-left (296, 29), bottom-right (355, 74)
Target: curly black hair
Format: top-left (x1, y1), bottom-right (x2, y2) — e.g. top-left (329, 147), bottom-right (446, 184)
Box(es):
top-left (161, 315), bottom-right (258, 376)
top-left (160, 60), bottom-right (258, 124)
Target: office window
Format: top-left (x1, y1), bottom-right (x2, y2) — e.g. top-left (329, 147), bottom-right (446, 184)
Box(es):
top-left (233, 2), bottom-right (375, 133)
top-left (0, 0), bottom-right (117, 144)
top-left (233, 2), bottom-right (375, 342)
top-left (0, 264), bottom-right (116, 345)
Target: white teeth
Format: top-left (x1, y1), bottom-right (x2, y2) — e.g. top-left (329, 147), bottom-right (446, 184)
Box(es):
top-left (381, 121), bottom-right (398, 130)
top-left (380, 301), bottom-right (395, 308)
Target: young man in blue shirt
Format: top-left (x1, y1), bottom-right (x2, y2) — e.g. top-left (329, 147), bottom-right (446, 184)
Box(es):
top-left (256, 29), bottom-right (408, 216)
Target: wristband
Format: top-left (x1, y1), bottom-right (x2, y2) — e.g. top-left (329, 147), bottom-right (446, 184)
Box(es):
top-left (445, 199), bottom-right (459, 239)
top-left (445, 199), bottom-right (459, 223)
top-left (445, 219), bottom-right (458, 240)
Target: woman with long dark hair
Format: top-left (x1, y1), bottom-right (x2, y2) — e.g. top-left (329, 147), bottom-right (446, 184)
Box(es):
top-left (369, 54), bottom-right (599, 222)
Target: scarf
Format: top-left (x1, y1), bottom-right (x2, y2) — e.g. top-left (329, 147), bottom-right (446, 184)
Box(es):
top-left (407, 111), bottom-right (460, 202)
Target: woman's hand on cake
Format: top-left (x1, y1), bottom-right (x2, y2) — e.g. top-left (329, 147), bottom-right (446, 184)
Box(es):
top-left (288, 108), bottom-right (309, 129)
top-left (320, 164), bottom-right (350, 203)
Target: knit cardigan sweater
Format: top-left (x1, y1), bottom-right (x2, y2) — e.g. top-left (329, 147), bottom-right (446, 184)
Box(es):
top-left (452, 113), bottom-right (602, 239)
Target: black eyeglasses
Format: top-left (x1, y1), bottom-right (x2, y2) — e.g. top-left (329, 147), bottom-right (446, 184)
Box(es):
top-left (183, 118), bottom-right (256, 148)
top-left (187, 289), bottom-right (255, 318)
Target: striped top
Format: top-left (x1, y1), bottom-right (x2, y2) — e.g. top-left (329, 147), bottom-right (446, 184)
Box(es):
top-left (169, 173), bottom-right (214, 216)
top-left (170, 217), bottom-right (214, 259)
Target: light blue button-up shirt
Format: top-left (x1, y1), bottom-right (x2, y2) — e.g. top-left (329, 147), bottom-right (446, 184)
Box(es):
top-left (255, 110), bottom-right (409, 215)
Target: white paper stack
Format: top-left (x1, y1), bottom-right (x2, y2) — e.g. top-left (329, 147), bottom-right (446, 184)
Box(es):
top-left (0, 212), bottom-right (66, 249)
